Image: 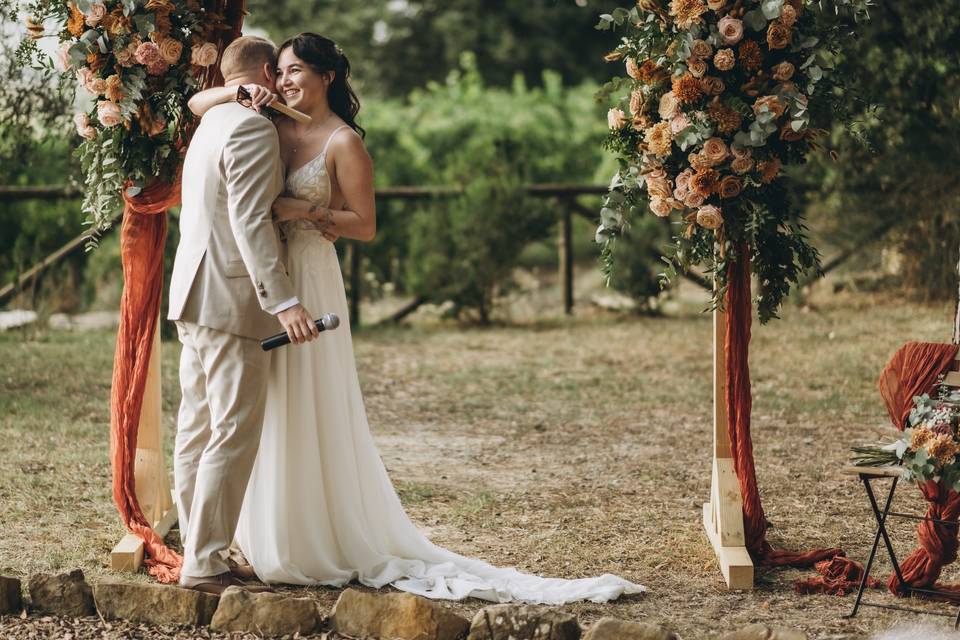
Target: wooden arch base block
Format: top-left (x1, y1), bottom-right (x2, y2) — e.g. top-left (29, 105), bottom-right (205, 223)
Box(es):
top-left (111, 495), bottom-right (178, 572)
top-left (703, 307), bottom-right (754, 589)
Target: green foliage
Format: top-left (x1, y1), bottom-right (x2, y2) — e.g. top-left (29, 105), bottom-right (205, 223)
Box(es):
top-left (802, 1), bottom-right (960, 299)
top-left (357, 55), bottom-right (612, 321)
top-left (608, 214), bottom-right (672, 310)
top-left (247, 0), bottom-right (624, 98)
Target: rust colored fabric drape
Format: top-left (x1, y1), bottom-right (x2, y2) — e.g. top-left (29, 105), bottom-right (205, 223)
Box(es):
top-left (797, 341), bottom-right (960, 597)
top-left (109, 0), bottom-right (246, 584)
top-left (723, 244), bottom-right (844, 577)
top-left (110, 181), bottom-right (183, 583)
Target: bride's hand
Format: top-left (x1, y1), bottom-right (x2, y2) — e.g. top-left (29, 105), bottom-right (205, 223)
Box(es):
top-left (241, 83), bottom-right (278, 112)
top-left (272, 196), bottom-right (311, 222)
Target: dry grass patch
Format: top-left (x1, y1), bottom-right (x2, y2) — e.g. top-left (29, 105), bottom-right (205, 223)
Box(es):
top-left (1, 288), bottom-right (957, 638)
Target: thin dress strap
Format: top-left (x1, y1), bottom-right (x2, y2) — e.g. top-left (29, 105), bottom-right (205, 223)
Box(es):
top-left (320, 125), bottom-right (351, 158)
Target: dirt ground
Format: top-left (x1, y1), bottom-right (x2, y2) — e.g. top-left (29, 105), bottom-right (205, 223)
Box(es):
top-left (3, 281), bottom-right (960, 639)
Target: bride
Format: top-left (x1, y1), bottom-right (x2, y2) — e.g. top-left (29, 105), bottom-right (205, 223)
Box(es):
top-left (188, 32), bottom-right (644, 604)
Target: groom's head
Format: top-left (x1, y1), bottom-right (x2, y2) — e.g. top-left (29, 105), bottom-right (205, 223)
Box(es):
top-left (221, 36), bottom-right (278, 87)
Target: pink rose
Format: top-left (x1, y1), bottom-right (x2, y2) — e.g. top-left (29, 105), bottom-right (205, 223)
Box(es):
top-left (146, 59), bottom-right (169, 76)
top-left (89, 76), bottom-right (107, 95)
top-left (85, 2), bottom-right (107, 27)
top-left (53, 43), bottom-right (72, 72)
top-left (670, 112), bottom-right (691, 134)
top-left (74, 112), bottom-right (96, 140)
top-left (658, 91), bottom-right (680, 120)
top-left (191, 42), bottom-right (219, 67)
top-left (696, 205), bottom-right (723, 229)
top-left (687, 57), bottom-right (708, 79)
top-left (96, 100), bottom-right (123, 128)
top-left (135, 42), bottom-right (162, 66)
top-left (607, 108), bottom-right (628, 129)
top-left (718, 16), bottom-right (744, 45)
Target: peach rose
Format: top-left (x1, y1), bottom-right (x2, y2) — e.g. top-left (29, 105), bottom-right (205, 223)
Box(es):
top-left (135, 41), bottom-right (162, 65)
top-left (649, 197), bottom-right (672, 217)
top-left (701, 137), bottom-right (729, 166)
top-left (687, 57), bottom-right (708, 79)
top-left (707, 0), bottom-right (726, 9)
top-left (718, 16), bottom-right (744, 45)
top-left (767, 21), bottom-right (791, 50)
top-left (96, 100), bottom-right (122, 127)
top-left (753, 95), bottom-right (786, 119)
top-left (630, 89), bottom-right (644, 116)
top-left (88, 76), bottom-right (106, 95)
top-left (718, 175), bottom-right (743, 199)
top-left (105, 74), bottom-right (123, 103)
top-left (625, 57), bottom-right (641, 80)
top-left (683, 191), bottom-right (706, 208)
top-left (74, 112), bottom-right (96, 140)
top-left (673, 183), bottom-right (689, 202)
top-left (713, 48), bottom-right (735, 72)
top-left (191, 42), bottom-right (219, 67)
top-left (675, 168), bottom-right (695, 190)
top-left (772, 61), bottom-right (795, 82)
top-left (608, 108), bottom-right (627, 129)
top-left (670, 112), bottom-right (692, 134)
top-left (159, 37), bottom-right (183, 65)
top-left (644, 168), bottom-right (674, 199)
top-left (691, 40), bottom-right (712, 60)
top-left (780, 5), bottom-right (798, 28)
top-left (115, 44), bottom-right (135, 67)
top-left (658, 91), bottom-right (680, 120)
top-left (696, 205), bottom-right (723, 229)
top-left (731, 156), bottom-right (754, 174)
top-left (731, 144), bottom-right (752, 160)
top-left (700, 76), bottom-right (726, 96)
top-left (85, 1), bottom-right (107, 27)
top-left (688, 152), bottom-right (712, 171)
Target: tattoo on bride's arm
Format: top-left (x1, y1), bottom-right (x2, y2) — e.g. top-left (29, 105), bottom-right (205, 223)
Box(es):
top-left (308, 203), bottom-right (335, 231)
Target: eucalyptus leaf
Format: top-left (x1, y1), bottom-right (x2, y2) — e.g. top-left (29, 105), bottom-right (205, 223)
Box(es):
top-left (761, 0), bottom-right (784, 20)
top-left (743, 9), bottom-right (768, 32)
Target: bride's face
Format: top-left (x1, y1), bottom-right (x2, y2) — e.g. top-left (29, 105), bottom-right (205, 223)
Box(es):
top-left (276, 48), bottom-right (332, 111)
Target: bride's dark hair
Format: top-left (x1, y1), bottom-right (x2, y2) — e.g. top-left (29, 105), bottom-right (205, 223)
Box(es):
top-left (279, 33), bottom-right (365, 139)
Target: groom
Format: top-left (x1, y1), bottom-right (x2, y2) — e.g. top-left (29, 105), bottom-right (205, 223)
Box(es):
top-left (168, 35), bottom-right (317, 594)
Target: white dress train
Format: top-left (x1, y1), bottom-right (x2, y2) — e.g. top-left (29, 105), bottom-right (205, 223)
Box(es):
top-left (233, 126), bottom-right (645, 604)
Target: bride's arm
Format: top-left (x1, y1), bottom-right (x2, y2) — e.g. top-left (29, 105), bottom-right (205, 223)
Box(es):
top-left (187, 84), bottom-right (277, 117)
top-left (272, 133), bottom-right (376, 241)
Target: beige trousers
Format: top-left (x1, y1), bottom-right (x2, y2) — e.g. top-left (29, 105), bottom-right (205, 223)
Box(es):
top-left (174, 321), bottom-right (269, 582)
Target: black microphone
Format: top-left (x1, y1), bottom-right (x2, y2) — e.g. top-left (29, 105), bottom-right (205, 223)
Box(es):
top-left (261, 313), bottom-right (340, 351)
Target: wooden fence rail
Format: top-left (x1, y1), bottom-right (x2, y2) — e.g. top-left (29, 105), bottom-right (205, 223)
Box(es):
top-left (1, 184), bottom-right (608, 320)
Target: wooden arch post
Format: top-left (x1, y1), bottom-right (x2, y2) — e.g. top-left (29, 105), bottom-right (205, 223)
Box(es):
top-left (111, 320), bottom-right (177, 571)
top-left (703, 305), bottom-right (754, 589)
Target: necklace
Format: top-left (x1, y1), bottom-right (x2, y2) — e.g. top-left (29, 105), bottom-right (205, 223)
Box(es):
top-left (290, 111), bottom-right (335, 156)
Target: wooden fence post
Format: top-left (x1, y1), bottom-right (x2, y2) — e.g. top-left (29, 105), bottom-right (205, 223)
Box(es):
top-left (559, 207), bottom-right (573, 315)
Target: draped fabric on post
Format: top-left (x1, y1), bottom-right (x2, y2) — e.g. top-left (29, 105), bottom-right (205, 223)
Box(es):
top-left (723, 244), bottom-right (844, 574)
top-left (111, 184), bottom-right (181, 583)
top-left (108, 0), bottom-right (246, 584)
top-left (797, 341), bottom-right (960, 597)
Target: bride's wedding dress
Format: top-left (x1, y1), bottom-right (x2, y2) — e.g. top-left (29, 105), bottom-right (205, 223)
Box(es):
top-left (233, 126), bottom-right (644, 604)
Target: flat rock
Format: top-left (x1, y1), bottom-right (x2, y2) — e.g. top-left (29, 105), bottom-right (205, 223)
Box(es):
top-left (583, 617), bottom-right (676, 640)
top-left (721, 624), bottom-right (807, 640)
top-left (210, 586), bottom-right (321, 636)
top-left (48, 311), bottom-right (120, 331)
top-left (28, 569), bottom-right (95, 617)
top-left (93, 578), bottom-right (218, 626)
top-left (467, 604), bottom-right (580, 640)
top-left (0, 575), bottom-right (22, 614)
top-left (331, 588), bottom-right (469, 640)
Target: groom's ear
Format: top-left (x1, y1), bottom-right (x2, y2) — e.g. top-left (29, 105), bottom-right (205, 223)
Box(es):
top-left (263, 61), bottom-right (277, 84)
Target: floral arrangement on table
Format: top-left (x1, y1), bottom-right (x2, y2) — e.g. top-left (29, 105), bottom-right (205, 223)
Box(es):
top-left (596, 0), bottom-right (871, 322)
top-left (19, 0), bottom-right (230, 239)
top-left (853, 385), bottom-right (960, 488)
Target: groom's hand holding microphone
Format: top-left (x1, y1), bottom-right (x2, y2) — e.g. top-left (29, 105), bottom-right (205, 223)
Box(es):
top-left (277, 304), bottom-right (319, 345)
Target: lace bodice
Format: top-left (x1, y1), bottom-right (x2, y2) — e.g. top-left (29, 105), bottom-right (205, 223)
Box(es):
top-left (280, 125), bottom-right (350, 236)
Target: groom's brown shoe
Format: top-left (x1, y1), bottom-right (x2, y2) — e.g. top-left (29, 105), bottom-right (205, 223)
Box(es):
top-left (181, 571), bottom-right (243, 596)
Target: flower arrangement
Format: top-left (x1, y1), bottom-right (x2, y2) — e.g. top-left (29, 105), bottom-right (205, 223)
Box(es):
top-left (20, 0), bottom-right (227, 238)
top-left (853, 386), bottom-right (960, 489)
top-left (596, 0), bottom-right (871, 322)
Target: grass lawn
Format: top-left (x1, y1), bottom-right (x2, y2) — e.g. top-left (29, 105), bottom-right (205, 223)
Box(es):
top-left (1, 286), bottom-right (957, 639)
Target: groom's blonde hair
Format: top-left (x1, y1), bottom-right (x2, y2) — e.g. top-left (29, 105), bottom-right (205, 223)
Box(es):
top-left (220, 36), bottom-right (278, 79)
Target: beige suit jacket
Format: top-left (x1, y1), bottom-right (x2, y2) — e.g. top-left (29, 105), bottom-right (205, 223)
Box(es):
top-left (168, 102), bottom-right (294, 339)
